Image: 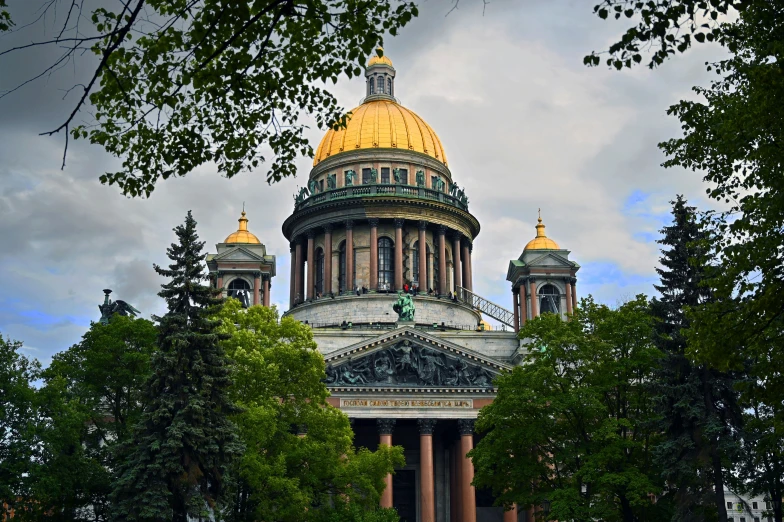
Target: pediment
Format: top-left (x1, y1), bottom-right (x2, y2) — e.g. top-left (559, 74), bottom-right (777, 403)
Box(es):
top-left (324, 327), bottom-right (511, 392)
top-left (524, 251), bottom-right (573, 268)
top-left (214, 246), bottom-right (264, 262)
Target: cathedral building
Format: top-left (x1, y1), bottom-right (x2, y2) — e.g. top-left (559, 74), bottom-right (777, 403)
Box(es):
top-left (211, 52), bottom-right (580, 522)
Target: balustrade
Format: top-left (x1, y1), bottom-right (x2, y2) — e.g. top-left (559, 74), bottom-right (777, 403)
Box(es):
top-left (293, 184), bottom-right (469, 211)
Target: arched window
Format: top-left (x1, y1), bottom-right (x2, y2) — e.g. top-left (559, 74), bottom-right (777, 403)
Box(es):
top-left (377, 76), bottom-right (385, 94)
top-left (378, 237), bottom-right (394, 291)
top-left (539, 284), bottom-right (560, 314)
top-left (338, 241), bottom-right (356, 293)
top-left (369, 78), bottom-right (375, 95)
top-left (387, 77), bottom-right (392, 96)
top-left (314, 248), bottom-right (324, 295)
top-left (228, 278), bottom-right (251, 308)
top-left (412, 240), bottom-right (431, 288)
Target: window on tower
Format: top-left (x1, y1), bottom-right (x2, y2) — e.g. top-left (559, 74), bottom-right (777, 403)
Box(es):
top-left (398, 168), bottom-right (408, 185)
top-left (227, 278), bottom-right (252, 308)
top-left (369, 78), bottom-right (375, 95)
top-left (387, 77), bottom-right (392, 96)
top-left (539, 284), bottom-right (560, 314)
top-left (362, 168), bottom-right (372, 184)
top-left (381, 167), bottom-right (390, 184)
top-left (377, 76), bottom-right (385, 94)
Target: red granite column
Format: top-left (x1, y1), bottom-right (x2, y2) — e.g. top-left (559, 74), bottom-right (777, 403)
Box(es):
top-left (519, 283), bottom-right (528, 326)
top-left (529, 280), bottom-right (538, 318)
top-left (253, 273), bottom-right (261, 306)
top-left (294, 239), bottom-right (303, 304)
top-left (452, 232), bottom-right (462, 294)
top-left (512, 288), bottom-right (520, 332)
top-left (452, 439), bottom-right (462, 522)
top-left (438, 226), bottom-right (447, 295)
top-left (418, 419), bottom-right (437, 522)
top-left (458, 419), bottom-right (476, 522)
top-left (571, 278), bottom-right (578, 311)
top-left (418, 221), bottom-right (427, 289)
top-left (503, 505), bottom-right (518, 522)
top-left (394, 219), bottom-right (404, 290)
top-left (306, 230), bottom-right (315, 301)
top-left (323, 224), bottom-right (333, 295)
top-left (262, 276), bottom-right (270, 307)
top-left (370, 218), bottom-right (379, 291)
top-left (377, 419), bottom-right (396, 508)
top-left (289, 243), bottom-right (295, 307)
top-left (462, 242), bottom-right (471, 292)
top-left (216, 273), bottom-right (223, 297)
top-left (565, 280), bottom-right (573, 316)
top-left (345, 220), bottom-right (354, 293)
top-left (467, 243), bottom-right (474, 291)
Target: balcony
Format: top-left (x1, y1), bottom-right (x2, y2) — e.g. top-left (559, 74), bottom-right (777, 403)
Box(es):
top-left (294, 183), bottom-right (469, 213)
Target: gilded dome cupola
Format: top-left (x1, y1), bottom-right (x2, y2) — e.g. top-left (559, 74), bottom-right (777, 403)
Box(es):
top-left (524, 213), bottom-right (560, 251)
top-left (224, 210), bottom-right (261, 244)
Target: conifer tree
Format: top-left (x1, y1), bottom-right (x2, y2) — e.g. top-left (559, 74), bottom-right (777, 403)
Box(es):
top-left (650, 196), bottom-right (741, 522)
top-left (111, 211), bottom-right (242, 522)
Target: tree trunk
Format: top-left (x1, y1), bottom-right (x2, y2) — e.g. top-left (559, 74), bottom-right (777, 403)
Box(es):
top-left (620, 494), bottom-right (635, 522)
top-left (704, 365), bottom-right (728, 522)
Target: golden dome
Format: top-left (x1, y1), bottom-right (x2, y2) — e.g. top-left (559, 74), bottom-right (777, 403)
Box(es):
top-left (313, 99), bottom-right (447, 166)
top-left (224, 211), bottom-right (261, 244)
top-left (478, 319), bottom-right (492, 331)
top-left (524, 214), bottom-right (560, 250)
top-left (368, 48), bottom-right (393, 67)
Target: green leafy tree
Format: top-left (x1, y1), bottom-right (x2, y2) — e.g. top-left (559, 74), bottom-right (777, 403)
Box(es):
top-left (216, 299), bottom-right (403, 521)
top-left (649, 196), bottom-right (742, 522)
top-left (0, 336), bottom-right (39, 515)
top-left (0, 0), bottom-right (417, 196)
top-left (471, 297), bottom-right (665, 522)
top-left (111, 211), bottom-right (242, 521)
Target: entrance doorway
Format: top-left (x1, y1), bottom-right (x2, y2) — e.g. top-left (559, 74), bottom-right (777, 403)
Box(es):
top-left (393, 469), bottom-right (417, 522)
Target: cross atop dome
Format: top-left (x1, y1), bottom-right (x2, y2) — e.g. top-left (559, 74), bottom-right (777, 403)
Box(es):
top-left (365, 48), bottom-right (396, 102)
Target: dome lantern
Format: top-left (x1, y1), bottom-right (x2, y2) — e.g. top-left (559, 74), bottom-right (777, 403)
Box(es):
top-left (225, 210), bottom-right (261, 244)
top-left (365, 48), bottom-right (396, 102)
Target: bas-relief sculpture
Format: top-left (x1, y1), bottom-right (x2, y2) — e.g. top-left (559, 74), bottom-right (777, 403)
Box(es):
top-left (393, 291), bottom-right (415, 322)
top-left (324, 340), bottom-right (497, 388)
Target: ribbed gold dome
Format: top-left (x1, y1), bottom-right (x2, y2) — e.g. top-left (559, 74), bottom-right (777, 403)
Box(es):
top-left (225, 211), bottom-right (261, 244)
top-left (524, 215), bottom-right (560, 250)
top-left (313, 99), bottom-right (448, 166)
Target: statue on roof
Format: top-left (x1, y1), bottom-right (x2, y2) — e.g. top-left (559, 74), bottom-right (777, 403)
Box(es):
top-left (393, 291), bottom-right (415, 322)
top-left (393, 168), bottom-right (401, 183)
top-left (345, 170), bottom-right (356, 186)
top-left (327, 173), bottom-right (337, 189)
top-left (98, 289), bottom-right (140, 325)
top-left (370, 168), bottom-right (378, 183)
top-left (308, 179), bottom-right (318, 194)
top-left (416, 170), bottom-right (425, 186)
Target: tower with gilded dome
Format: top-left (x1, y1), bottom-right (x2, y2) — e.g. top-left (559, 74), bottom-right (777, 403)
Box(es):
top-left (207, 210), bottom-right (276, 307)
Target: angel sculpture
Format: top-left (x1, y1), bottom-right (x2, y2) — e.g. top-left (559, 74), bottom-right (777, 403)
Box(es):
top-left (98, 289), bottom-right (140, 325)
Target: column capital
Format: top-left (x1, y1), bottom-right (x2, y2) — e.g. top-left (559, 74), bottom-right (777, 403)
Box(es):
top-left (345, 219), bottom-right (354, 230)
top-left (323, 223), bottom-right (333, 233)
top-left (418, 220), bottom-right (428, 231)
top-left (570, 277), bottom-right (577, 284)
top-left (307, 229), bottom-right (316, 239)
top-left (377, 418), bottom-right (396, 435)
top-left (512, 286), bottom-right (520, 295)
top-left (418, 418), bottom-right (437, 435)
top-left (450, 230), bottom-right (462, 241)
top-left (394, 218), bottom-right (405, 228)
top-left (457, 418), bottom-right (475, 436)
top-left (437, 225), bottom-right (447, 236)
top-left (368, 217), bottom-right (380, 227)
top-left (289, 242), bottom-right (296, 251)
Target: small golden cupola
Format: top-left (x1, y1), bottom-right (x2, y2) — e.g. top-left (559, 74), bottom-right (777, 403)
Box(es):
top-left (524, 212), bottom-right (561, 250)
top-left (224, 210), bottom-right (261, 244)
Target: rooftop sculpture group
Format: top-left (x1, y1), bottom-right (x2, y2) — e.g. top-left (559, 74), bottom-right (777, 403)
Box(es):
top-left (98, 289), bottom-right (140, 325)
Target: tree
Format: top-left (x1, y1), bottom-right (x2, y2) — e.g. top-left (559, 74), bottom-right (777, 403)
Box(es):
top-left (648, 196), bottom-right (742, 522)
top-left (471, 297), bottom-right (666, 522)
top-left (0, 335), bottom-right (39, 516)
top-left (111, 211), bottom-right (242, 521)
top-left (216, 299), bottom-right (403, 521)
top-left (0, 0), bottom-right (417, 197)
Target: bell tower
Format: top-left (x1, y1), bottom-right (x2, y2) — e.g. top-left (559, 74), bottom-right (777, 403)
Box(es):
top-left (506, 211), bottom-right (579, 331)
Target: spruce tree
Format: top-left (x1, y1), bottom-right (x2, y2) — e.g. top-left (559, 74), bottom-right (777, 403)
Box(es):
top-left (650, 196), bottom-right (741, 522)
top-left (111, 211), bottom-right (242, 521)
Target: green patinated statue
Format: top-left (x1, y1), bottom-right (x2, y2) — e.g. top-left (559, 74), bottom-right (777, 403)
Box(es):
top-left (370, 168), bottom-right (378, 183)
top-left (345, 170), bottom-right (356, 186)
top-left (98, 288), bottom-right (140, 325)
top-left (416, 170), bottom-right (425, 186)
top-left (393, 291), bottom-right (415, 322)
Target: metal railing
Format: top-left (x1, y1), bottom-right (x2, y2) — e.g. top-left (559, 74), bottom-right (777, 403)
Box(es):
top-left (294, 184), bottom-right (469, 212)
top-left (456, 286), bottom-right (515, 328)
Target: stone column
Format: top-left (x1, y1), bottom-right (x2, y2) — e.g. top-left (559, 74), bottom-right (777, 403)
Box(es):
top-left (565, 280), bottom-right (573, 316)
top-left (345, 220), bottom-right (354, 293)
top-left (377, 418), bottom-right (396, 508)
top-left (294, 239), bottom-right (303, 305)
top-left (512, 288), bottom-right (520, 332)
top-left (452, 232), bottom-right (462, 293)
top-left (519, 283), bottom-right (528, 326)
top-left (458, 419), bottom-right (476, 522)
top-left (263, 276), bottom-right (270, 307)
top-left (529, 280), bottom-right (538, 318)
top-left (418, 419), bottom-right (437, 522)
top-left (394, 219), bottom-right (404, 290)
top-left (438, 226), bottom-right (447, 296)
top-left (462, 242), bottom-right (471, 292)
top-left (571, 278), bottom-right (578, 311)
top-left (503, 505), bottom-right (518, 522)
top-left (323, 224), bottom-right (333, 295)
top-left (467, 243), bottom-right (474, 291)
top-left (253, 272), bottom-right (261, 306)
top-left (370, 218), bottom-right (379, 291)
top-left (216, 273), bottom-right (223, 297)
top-left (289, 243), bottom-right (296, 308)
top-left (418, 221), bottom-right (427, 289)
top-left (306, 230), bottom-right (315, 301)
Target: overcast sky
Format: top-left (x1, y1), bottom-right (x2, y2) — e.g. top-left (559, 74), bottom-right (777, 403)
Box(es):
top-left (0, 0), bottom-right (725, 363)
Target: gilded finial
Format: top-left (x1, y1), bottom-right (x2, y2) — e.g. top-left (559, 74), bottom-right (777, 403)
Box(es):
top-left (538, 208), bottom-right (542, 223)
top-left (238, 208), bottom-right (249, 231)
top-left (535, 210), bottom-right (546, 238)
